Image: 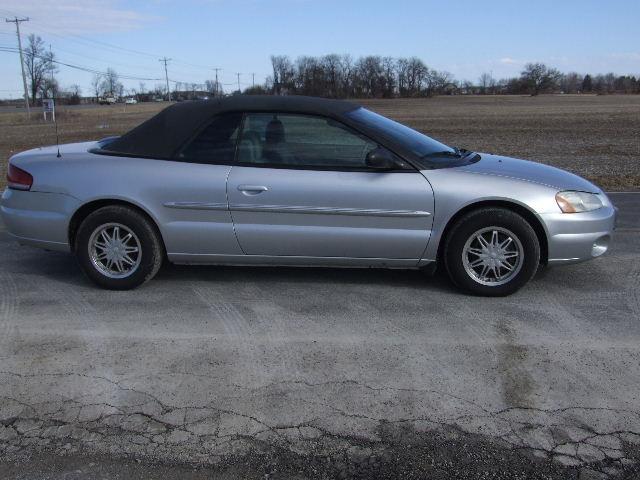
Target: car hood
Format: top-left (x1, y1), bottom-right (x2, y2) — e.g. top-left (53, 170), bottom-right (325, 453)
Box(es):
top-left (457, 153), bottom-right (601, 192)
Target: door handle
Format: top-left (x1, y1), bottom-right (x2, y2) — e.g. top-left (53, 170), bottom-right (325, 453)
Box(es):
top-left (238, 185), bottom-right (269, 195)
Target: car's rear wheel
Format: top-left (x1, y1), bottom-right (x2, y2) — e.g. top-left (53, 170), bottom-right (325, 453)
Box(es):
top-left (75, 206), bottom-right (163, 290)
top-left (443, 208), bottom-right (540, 296)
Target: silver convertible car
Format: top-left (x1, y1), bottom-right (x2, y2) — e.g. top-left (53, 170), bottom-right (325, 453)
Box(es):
top-left (1, 96), bottom-right (616, 295)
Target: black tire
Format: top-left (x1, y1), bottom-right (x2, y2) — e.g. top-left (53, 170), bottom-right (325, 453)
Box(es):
top-left (75, 205), bottom-right (163, 290)
top-left (443, 208), bottom-right (540, 296)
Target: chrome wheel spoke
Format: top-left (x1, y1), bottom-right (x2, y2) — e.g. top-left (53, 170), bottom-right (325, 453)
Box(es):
top-left (122, 255), bottom-right (136, 266)
top-left (100, 230), bottom-right (111, 244)
top-left (479, 265), bottom-right (490, 280)
top-left (499, 237), bottom-right (513, 249)
top-left (477, 235), bottom-right (490, 248)
top-left (469, 258), bottom-right (484, 268)
top-left (490, 230), bottom-right (499, 248)
top-left (490, 265), bottom-right (499, 279)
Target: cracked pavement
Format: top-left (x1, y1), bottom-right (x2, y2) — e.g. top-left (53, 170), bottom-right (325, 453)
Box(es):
top-left (1, 192), bottom-right (639, 479)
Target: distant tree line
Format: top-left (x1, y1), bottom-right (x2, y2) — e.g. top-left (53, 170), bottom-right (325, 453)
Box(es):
top-left (264, 54), bottom-right (456, 98)
top-left (493, 63), bottom-right (639, 96)
top-left (13, 35), bottom-right (640, 105)
top-left (254, 55), bottom-right (640, 98)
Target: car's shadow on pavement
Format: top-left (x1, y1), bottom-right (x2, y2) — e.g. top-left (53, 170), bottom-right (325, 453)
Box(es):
top-left (13, 246), bottom-right (464, 295)
top-left (9, 239), bottom-right (580, 298)
top-left (156, 261), bottom-right (460, 293)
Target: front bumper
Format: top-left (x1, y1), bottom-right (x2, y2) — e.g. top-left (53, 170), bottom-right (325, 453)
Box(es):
top-left (0, 188), bottom-right (78, 252)
top-left (540, 204), bottom-right (616, 264)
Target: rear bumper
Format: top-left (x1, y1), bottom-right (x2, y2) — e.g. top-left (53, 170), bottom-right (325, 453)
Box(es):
top-left (541, 204), bottom-right (616, 265)
top-left (0, 188), bottom-right (78, 252)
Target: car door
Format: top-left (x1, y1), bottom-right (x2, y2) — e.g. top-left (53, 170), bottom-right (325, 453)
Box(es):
top-left (155, 112), bottom-right (244, 259)
top-left (226, 112), bottom-right (434, 262)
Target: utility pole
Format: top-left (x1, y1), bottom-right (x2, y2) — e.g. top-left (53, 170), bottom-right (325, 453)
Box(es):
top-left (5, 16), bottom-right (30, 117)
top-left (49, 44), bottom-right (55, 88)
top-left (252, 73), bottom-right (255, 88)
top-left (236, 73), bottom-right (241, 93)
top-left (159, 57), bottom-right (171, 101)
top-left (49, 44), bottom-right (55, 121)
top-left (213, 67), bottom-right (221, 97)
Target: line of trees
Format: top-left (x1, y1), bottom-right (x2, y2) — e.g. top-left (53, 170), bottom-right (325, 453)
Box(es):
top-left (266, 54), bottom-right (456, 98)
top-left (14, 35), bottom-right (640, 105)
top-left (483, 64), bottom-right (639, 96)
top-left (261, 55), bottom-right (640, 98)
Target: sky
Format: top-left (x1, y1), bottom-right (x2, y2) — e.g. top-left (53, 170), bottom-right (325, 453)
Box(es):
top-left (0, 0), bottom-right (639, 98)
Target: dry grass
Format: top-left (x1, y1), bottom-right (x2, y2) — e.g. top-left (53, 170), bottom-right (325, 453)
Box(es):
top-left (1, 95), bottom-right (639, 190)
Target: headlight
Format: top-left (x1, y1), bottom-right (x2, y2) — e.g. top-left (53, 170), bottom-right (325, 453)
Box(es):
top-left (555, 191), bottom-right (603, 213)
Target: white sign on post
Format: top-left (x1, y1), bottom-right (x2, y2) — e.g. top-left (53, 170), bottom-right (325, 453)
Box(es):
top-left (43, 98), bottom-right (55, 122)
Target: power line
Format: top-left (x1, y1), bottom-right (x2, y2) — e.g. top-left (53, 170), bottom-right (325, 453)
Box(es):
top-left (23, 16), bottom-right (161, 59)
top-left (5, 16), bottom-right (30, 115)
top-left (0, 46), bottom-right (164, 81)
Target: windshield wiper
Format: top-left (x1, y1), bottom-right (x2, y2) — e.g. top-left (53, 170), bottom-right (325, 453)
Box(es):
top-left (421, 149), bottom-right (462, 159)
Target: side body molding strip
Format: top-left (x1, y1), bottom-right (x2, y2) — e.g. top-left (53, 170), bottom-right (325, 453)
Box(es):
top-left (163, 202), bottom-right (228, 211)
top-left (165, 202), bottom-right (431, 218)
top-left (229, 204), bottom-right (431, 217)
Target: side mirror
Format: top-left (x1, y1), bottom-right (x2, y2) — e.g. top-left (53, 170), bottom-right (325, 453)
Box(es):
top-left (365, 147), bottom-right (399, 170)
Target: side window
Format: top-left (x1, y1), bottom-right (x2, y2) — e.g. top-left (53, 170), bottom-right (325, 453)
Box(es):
top-left (237, 113), bottom-right (379, 169)
top-left (176, 112), bottom-right (243, 164)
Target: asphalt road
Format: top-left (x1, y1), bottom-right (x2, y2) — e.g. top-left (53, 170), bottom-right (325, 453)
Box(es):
top-left (1, 193), bottom-right (639, 479)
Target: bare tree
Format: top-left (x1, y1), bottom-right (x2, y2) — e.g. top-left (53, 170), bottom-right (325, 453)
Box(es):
top-left (91, 74), bottom-right (102, 102)
top-left (461, 80), bottom-right (474, 94)
top-left (431, 70), bottom-right (455, 95)
top-left (100, 68), bottom-right (123, 97)
top-left (520, 63), bottom-right (562, 95)
top-left (323, 54), bottom-right (342, 98)
top-left (381, 56), bottom-right (396, 98)
top-left (205, 79), bottom-right (221, 95)
top-left (24, 34), bottom-right (57, 103)
top-left (561, 72), bottom-right (583, 94)
top-left (400, 57), bottom-right (429, 96)
top-left (478, 73), bottom-right (494, 94)
top-left (339, 54), bottom-right (354, 97)
top-left (270, 55), bottom-right (295, 95)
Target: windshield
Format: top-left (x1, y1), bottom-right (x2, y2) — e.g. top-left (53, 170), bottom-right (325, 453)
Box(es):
top-left (346, 107), bottom-right (457, 159)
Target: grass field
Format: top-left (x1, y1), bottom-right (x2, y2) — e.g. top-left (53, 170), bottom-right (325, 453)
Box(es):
top-left (1, 94), bottom-right (639, 190)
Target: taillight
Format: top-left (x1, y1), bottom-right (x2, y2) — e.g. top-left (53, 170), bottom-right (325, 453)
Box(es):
top-left (7, 163), bottom-right (33, 191)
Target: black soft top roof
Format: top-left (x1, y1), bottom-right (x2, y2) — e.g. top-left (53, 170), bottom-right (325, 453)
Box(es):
top-left (99, 95), bottom-right (362, 159)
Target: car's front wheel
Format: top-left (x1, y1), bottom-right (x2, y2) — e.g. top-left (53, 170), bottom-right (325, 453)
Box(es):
top-left (75, 206), bottom-right (163, 290)
top-left (443, 208), bottom-right (540, 296)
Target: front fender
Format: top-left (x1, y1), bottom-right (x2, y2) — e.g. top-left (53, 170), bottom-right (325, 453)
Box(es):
top-left (420, 169), bottom-right (558, 262)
